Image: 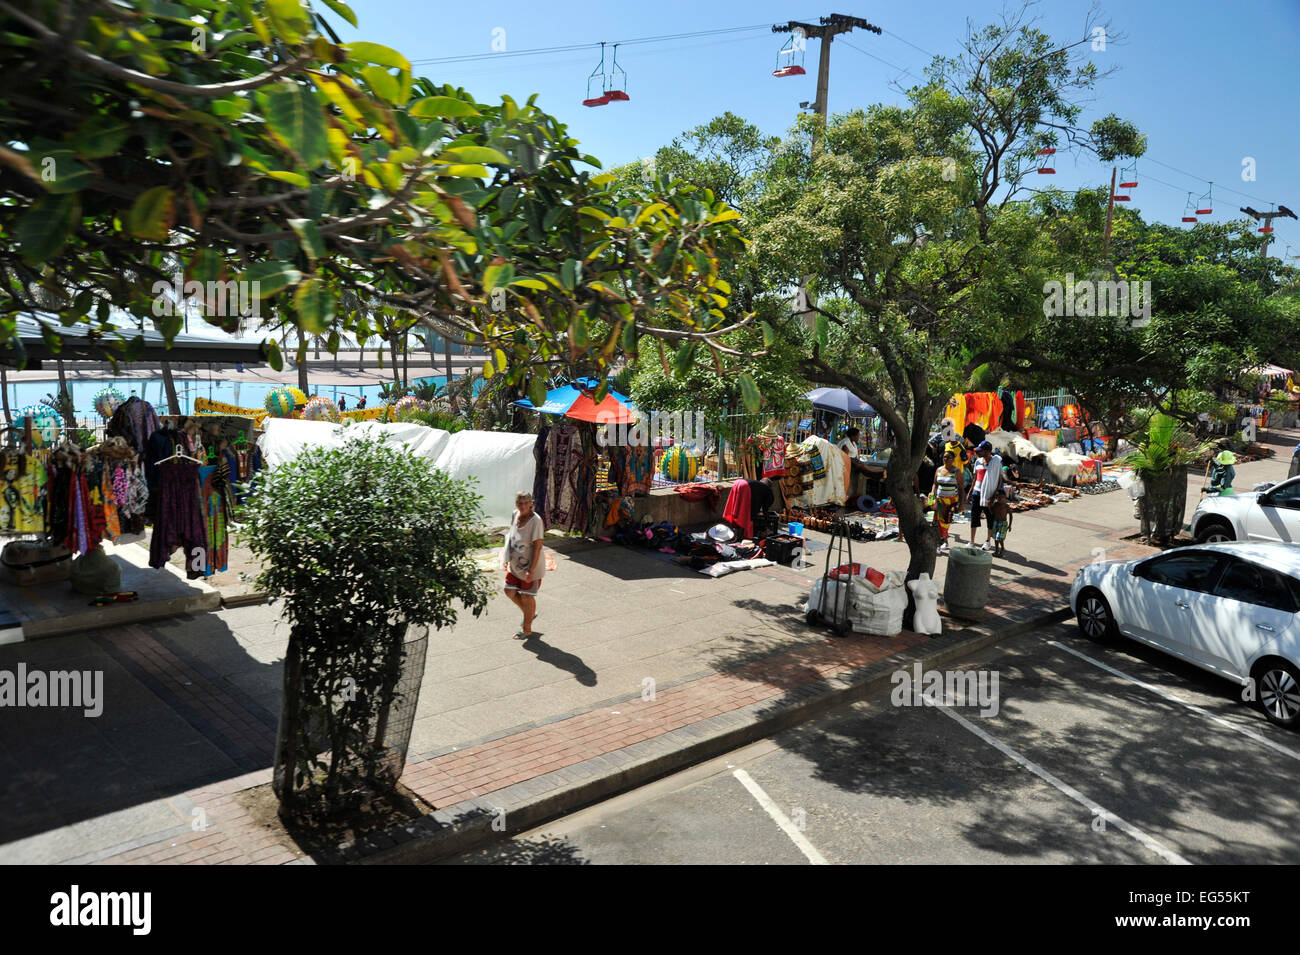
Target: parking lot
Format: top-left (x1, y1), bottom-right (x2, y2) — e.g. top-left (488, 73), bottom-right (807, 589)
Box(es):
top-left (451, 618), bottom-right (1300, 865)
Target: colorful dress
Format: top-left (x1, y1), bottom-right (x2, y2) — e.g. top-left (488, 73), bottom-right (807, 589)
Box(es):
top-left (198, 464), bottom-right (228, 575)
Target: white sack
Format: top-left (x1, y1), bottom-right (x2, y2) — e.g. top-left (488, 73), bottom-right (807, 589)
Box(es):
top-left (258, 418), bottom-right (535, 528)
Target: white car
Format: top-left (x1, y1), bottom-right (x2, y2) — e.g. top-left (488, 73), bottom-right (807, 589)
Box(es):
top-left (1070, 542), bottom-right (1300, 727)
top-left (1191, 475), bottom-right (1300, 543)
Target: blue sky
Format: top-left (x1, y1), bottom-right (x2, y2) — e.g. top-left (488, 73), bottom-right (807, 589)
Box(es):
top-left (338, 0), bottom-right (1300, 255)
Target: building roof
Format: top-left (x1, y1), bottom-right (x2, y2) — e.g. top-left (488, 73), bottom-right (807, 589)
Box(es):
top-left (2, 314), bottom-right (268, 367)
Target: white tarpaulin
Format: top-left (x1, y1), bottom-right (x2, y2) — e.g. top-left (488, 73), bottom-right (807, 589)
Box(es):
top-left (258, 418), bottom-right (536, 528)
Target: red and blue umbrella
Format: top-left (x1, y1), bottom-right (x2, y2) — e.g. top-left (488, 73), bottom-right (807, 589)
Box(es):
top-left (513, 377), bottom-right (640, 424)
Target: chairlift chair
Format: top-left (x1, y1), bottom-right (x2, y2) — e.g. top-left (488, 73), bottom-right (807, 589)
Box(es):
top-left (1036, 146), bottom-right (1056, 175)
top-left (1181, 193), bottom-right (1198, 224)
top-left (604, 44), bottom-right (630, 101)
top-left (1195, 183), bottom-right (1213, 216)
top-left (583, 42), bottom-right (611, 107)
top-left (1118, 160), bottom-right (1139, 190)
top-left (773, 30), bottom-right (807, 77)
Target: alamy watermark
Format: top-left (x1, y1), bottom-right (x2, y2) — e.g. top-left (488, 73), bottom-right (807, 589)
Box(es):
top-left (596, 410), bottom-right (706, 448)
top-left (1043, 273), bottom-right (1151, 328)
top-left (890, 663), bottom-right (1000, 717)
top-left (0, 663), bottom-right (103, 717)
top-left (151, 273), bottom-right (261, 319)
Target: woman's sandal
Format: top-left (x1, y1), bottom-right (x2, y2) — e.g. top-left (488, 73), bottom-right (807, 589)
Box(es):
top-left (514, 630), bottom-right (534, 640)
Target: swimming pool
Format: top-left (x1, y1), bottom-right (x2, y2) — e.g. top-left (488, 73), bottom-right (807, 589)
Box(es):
top-left (6, 377), bottom-right (447, 418)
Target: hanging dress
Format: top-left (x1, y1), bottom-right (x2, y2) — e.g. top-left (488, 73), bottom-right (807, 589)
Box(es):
top-left (149, 458), bottom-right (208, 572)
top-left (198, 464), bottom-right (228, 575)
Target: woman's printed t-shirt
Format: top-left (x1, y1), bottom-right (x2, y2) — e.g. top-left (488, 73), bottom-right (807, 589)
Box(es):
top-left (506, 511), bottom-right (545, 579)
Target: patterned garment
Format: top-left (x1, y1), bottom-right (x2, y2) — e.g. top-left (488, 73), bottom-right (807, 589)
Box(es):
top-left (762, 435), bottom-right (787, 479)
top-left (107, 397), bottom-right (161, 454)
top-left (545, 424), bottom-right (587, 533)
top-left (0, 454), bottom-right (47, 534)
top-left (198, 464), bottom-right (228, 575)
top-left (620, 444), bottom-right (654, 496)
top-left (149, 459), bottom-right (208, 571)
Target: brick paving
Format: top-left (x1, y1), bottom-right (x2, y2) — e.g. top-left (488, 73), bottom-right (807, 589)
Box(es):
top-left (88, 547), bottom-right (1115, 865)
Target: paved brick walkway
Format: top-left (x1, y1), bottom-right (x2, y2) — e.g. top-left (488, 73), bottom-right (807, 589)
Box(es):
top-left (92, 545), bottom-right (1132, 865)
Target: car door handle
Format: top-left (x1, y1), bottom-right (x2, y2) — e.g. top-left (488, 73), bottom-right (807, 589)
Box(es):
top-left (1257, 624), bottom-right (1276, 632)
top-left (1175, 601), bottom-right (1190, 609)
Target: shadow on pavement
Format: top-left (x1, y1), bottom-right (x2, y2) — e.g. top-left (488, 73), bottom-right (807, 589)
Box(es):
top-left (519, 634), bottom-right (598, 686)
top-left (0, 610), bottom-right (283, 854)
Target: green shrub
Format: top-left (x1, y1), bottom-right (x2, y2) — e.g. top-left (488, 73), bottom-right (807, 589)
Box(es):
top-left (240, 434), bottom-right (490, 811)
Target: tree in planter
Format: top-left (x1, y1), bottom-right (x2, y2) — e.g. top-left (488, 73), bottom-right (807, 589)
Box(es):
top-left (1123, 414), bottom-right (1212, 545)
top-left (240, 433), bottom-right (491, 815)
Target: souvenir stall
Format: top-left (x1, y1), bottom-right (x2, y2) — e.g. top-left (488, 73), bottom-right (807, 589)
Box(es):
top-left (0, 402), bottom-right (264, 599)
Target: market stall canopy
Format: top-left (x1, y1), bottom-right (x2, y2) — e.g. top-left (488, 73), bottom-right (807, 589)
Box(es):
top-left (805, 387), bottom-right (874, 417)
top-left (2, 313), bottom-right (270, 367)
top-left (1249, 364), bottom-right (1295, 378)
top-left (513, 377), bottom-right (640, 424)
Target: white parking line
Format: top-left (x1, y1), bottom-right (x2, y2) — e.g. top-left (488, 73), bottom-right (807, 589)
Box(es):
top-left (732, 769), bottom-right (829, 865)
top-left (1046, 640), bottom-right (1300, 765)
top-left (932, 705), bottom-right (1191, 865)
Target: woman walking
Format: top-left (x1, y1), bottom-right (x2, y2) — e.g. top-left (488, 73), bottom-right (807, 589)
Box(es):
top-left (502, 491), bottom-right (545, 639)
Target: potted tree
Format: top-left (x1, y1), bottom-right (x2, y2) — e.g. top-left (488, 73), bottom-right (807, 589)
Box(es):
top-left (1122, 413), bottom-right (1212, 545)
top-left (240, 432), bottom-right (491, 817)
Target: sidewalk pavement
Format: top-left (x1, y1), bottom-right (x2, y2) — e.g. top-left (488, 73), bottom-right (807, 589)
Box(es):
top-left (0, 428), bottom-right (1294, 865)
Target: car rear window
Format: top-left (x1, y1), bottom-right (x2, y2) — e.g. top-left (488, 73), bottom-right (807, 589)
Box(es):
top-left (1214, 559), bottom-right (1300, 613)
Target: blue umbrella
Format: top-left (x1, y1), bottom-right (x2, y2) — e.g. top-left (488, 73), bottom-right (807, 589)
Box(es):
top-left (805, 387), bottom-right (874, 417)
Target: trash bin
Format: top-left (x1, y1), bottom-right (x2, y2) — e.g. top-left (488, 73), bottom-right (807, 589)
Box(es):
top-left (943, 545), bottom-right (993, 618)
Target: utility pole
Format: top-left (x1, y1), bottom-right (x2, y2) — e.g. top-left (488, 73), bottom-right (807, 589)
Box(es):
top-left (1104, 166), bottom-right (1118, 251)
top-left (773, 13), bottom-right (881, 152)
top-left (1240, 204), bottom-right (1298, 258)
top-left (774, 14), bottom-right (881, 329)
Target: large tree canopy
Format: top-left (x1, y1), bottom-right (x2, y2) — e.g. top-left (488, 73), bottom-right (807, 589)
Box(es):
top-left (0, 0), bottom-right (754, 404)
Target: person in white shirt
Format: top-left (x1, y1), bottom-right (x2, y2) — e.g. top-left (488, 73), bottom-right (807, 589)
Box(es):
top-left (502, 491), bottom-right (545, 638)
top-left (971, 441), bottom-right (1003, 550)
top-left (838, 426), bottom-right (871, 474)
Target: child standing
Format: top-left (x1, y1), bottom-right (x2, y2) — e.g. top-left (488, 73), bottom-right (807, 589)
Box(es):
top-left (988, 487), bottom-right (1013, 557)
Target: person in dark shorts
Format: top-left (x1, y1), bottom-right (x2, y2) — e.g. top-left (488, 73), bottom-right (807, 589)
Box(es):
top-left (988, 487), bottom-right (1013, 557)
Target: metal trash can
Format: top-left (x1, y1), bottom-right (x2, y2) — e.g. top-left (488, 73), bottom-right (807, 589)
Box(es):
top-left (943, 545), bottom-right (993, 618)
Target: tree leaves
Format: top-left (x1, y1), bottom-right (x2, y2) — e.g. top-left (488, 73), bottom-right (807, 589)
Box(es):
top-left (16, 194), bottom-right (79, 264)
top-left (125, 186), bottom-right (175, 240)
top-left (288, 218), bottom-right (325, 263)
top-left (294, 278), bottom-right (334, 333)
top-left (256, 81), bottom-right (329, 168)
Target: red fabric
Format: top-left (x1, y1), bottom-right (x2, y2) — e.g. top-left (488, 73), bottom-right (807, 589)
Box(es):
top-left (1015, 391), bottom-right (1025, 430)
top-left (565, 392), bottom-right (637, 424)
top-left (988, 395), bottom-right (1004, 433)
top-left (673, 483), bottom-right (719, 509)
top-left (722, 480), bottom-right (753, 538)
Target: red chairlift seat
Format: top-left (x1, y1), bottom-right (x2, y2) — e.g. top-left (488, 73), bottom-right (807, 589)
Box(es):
top-left (1195, 184), bottom-right (1213, 216)
top-left (1036, 146), bottom-right (1056, 174)
top-left (605, 90), bottom-right (630, 101)
top-left (1119, 159), bottom-right (1138, 189)
top-left (1182, 216), bottom-right (1198, 223)
top-left (1260, 226), bottom-right (1275, 233)
top-left (1181, 193), bottom-right (1198, 224)
top-left (773, 65), bottom-right (806, 77)
top-left (583, 95), bottom-right (610, 107)
top-left (1112, 194), bottom-right (1131, 202)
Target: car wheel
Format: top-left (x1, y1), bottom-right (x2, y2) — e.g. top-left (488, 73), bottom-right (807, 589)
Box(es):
top-left (1254, 660), bottom-right (1300, 729)
top-left (1195, 519), bottom-right (1235, 544)
top-left (1076, 588), bottom-right (1117, 642)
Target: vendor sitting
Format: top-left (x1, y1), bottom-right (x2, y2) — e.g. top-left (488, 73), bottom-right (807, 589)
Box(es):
top-left (838, 427), bottom-right (871, 474)
top-left (1208, 450), bottom-right (1236, 495)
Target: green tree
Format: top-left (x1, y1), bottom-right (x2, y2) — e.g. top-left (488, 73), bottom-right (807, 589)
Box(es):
top-left (0, 0), bottom-right (753, 401)
top-left (752, 8), bottom-right (1143, 586)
